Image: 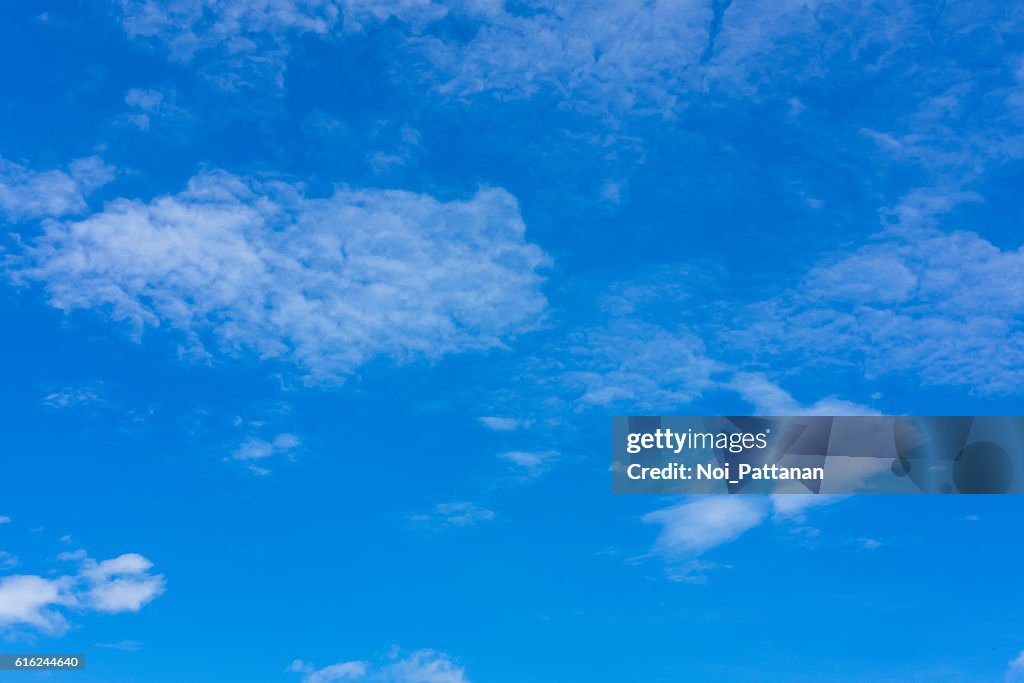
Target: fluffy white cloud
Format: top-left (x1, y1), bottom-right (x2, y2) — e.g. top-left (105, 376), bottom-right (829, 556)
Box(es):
top-left (0, 575), bottom-right (71, 635)
top-left (15, 171), bottom-right (548, 379)
top-left (0, 156), bottom-right (114, 221)
top-left (77, 553), bottom-right (167, 613)
top-left (0, 551), bottom-right (164, 635)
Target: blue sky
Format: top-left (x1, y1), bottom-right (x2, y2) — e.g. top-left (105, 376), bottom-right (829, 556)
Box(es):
top-left (1, 1), bottom-right (1024, 681)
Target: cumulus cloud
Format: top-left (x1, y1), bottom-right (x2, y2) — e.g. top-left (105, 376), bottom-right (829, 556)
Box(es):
top-left (0, 156), bottom-right (114, 221)
top-left (76, 553), bottom-right (167, 613)
top-left (0, 550), bottom-right (164, 635)
top-left (13, 171), bottom-right (548, 380)
top-left (0, 575), bottom-right (71, 635)
top-left (288, 649), bottom-right (468, 683)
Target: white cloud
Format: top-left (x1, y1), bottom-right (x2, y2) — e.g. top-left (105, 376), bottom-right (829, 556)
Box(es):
top-left (477, 416), bottom-right (521, 431)
top-left (643, 497), bottom-right (768, 557)
top-left (122, 87), bottom-right (186, 131)
top-left (498, 450), bottom-right (557, 478)
top-left (387, 649), bottom-right (469, 683)
top-left (0, 551), bottom-right (164, 635)
top-left (409, 501), bottom-right (495, 528)
top-left (0, 552), bottom-right (18, 569)
top-left (729, 372), bottom-right (878, 417)
top-left (96, 640), bottom-right (143, 651)
top-left (0, 156), bottom-right (114, 221)
top-left (14, 171), bottom-right (548, 380)
top-left (233, 433), bottom-right (301, 461)
top-left (41, 385), bottom-right (107, 409)
top-left (563, 321), bottom-right (720, 410)
top-left (287, 650), bottom-right (468, 683)
top-left (770, 495), bottom-right (843, 524)
top-left (1009, 651), bottom-right (1024, 681)
top-left (300, 661), bottom-right (369, 683)
top-left (743, 228), bottom-right (1024, 393)
top-left (0, 516), bottom-right (9, 524)
top-left (0, 575), bottom-right (71, 635)
top-left (643, 493), bottom-right (848, 580)
top-left (77, 553), bottom-right (166, 613)
top-left (664, 559), bottom-right (723, 585)
top-left (116, 0), bottom-right (341, 89)
top-left (125, 88), bottom-right (164, 111)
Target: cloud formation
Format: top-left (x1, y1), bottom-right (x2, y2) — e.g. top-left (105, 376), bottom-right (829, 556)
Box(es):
top-left (115, 0), bottom-right (341, 88)
top-left (409, 501), bottom-right (495, 529)
top-left (642, 493), bottom-right (850, 582)
top-left (0, 156), bottom-right (114, 222)
top-left (15, 171), bottom-right (548, 379)
top-left (742, 228), bottom-right (1024, 394)
top-left (0, 550), bottom-right (164, 635)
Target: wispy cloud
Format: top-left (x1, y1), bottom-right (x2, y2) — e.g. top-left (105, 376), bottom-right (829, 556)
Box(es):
top-left (1008, 650), bottom-right (1024, 681)
top-left (477, 416), bottom-right (524, 431)
top-left (409, 501), bottom-right (495, 529)
top-left (230, 436), bottom-right (299, 473)
top-left (115, 0), bottom-right (341, 90)
top-left (96, 640), bottom-right (143, 651)
top-left (287, 649), bottom-right (469, 683)
top-left (644, 497), bottom-right (768, 557)
top-left (498, 450), bottom-right (558, 479)
top-left (41, 384), bottom-right (107, 410)
top-left (642, 494), bottom-right (848, 582)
